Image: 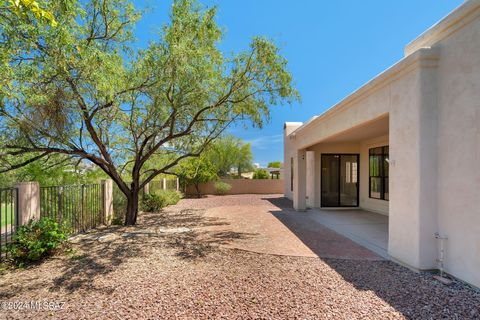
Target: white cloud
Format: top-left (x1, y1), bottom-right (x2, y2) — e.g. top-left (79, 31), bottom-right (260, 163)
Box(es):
top-left (245, 134), bottom-right (283, 150)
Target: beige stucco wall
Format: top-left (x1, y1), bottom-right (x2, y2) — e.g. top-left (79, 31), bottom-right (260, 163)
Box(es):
top-left (284, 123), bottom-right (302, 200)
top-left (433, 3), bottom-right (480, 288)
top-left (187, 179), bottom-right (284, 196)
top-left (283, 0), bottom-right (480, 288)
top-left (305, 151), bottom-right (315, 208)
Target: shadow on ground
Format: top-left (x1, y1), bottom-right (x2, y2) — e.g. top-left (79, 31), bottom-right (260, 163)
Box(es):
top-left (1, 208), bottom-right (256, 296)
top-left (262, 196), bottom-right (480, 319)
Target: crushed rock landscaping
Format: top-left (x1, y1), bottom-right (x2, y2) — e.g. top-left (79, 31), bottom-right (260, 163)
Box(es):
top-left (1, 195), bottom-right (479, 319)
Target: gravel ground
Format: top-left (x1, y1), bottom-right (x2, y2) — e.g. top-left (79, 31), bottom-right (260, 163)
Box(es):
top-left (1, 194), bottom-right (479, 319)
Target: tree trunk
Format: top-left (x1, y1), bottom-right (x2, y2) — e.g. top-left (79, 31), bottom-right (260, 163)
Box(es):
top-left (195, 183), bottom-right (201, 198)
top-left (125, 190), bottom-right (139, 225)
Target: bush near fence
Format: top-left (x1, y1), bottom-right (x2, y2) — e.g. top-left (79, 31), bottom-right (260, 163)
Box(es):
top-left (0, 181), bottom-right (112, 263)
top-left (1, 178), bottom-right (179, 261)
top-left (112, 178), bottom-right (180, 222)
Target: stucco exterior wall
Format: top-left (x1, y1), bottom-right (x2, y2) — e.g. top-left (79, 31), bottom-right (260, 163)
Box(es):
top-left (283, 0), bottom-right (480, 287)
top-left (284, 123), bottom-right (302, 200)
top-left (433, 6), bottom-right (480, 287)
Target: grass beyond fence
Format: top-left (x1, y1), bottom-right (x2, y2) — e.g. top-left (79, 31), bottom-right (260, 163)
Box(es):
top-left (1, 203), bottom-right (14, 228)
top-left (0, 187), bottom-right (18, 261)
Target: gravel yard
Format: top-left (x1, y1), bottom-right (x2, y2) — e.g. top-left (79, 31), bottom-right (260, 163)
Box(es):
top-left (1, 194), bottom-right (479, 319)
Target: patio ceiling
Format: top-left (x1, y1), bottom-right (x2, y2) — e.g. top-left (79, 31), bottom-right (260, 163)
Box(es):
top-left (320, 115), bottom-right (389, 144)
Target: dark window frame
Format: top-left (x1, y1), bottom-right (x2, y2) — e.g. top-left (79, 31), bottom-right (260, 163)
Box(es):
top-left (320, 153), bottom-right (360, 208)
top-left (369, 146), bottom-right (389, 201)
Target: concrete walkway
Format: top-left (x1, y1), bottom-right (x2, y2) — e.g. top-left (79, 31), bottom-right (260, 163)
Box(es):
top-left (201, 195), bottom-right (383, 261)
top-left (309, 209), bottom-right (389, 259)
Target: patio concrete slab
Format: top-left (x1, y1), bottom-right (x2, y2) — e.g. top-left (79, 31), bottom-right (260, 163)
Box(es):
top-left (201, 196), bottom-right (383, 261)
top-left (309, 209), bottom-right (389, 259)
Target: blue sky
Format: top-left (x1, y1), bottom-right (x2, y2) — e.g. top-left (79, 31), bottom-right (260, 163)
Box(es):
top-left (133, 0), bottom-right (463, 166)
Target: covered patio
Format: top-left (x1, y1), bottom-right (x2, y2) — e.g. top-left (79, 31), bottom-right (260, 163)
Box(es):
top-left (309, 208), bottom-right (389, 259)
top-left (286, 114), bottom-right (391, 260)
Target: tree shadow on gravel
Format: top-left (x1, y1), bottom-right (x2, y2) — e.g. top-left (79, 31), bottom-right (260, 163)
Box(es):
top-left (141, 209), bottom-right (257, 260)
top-left (262, 196), bottom-right (480, 320)
top-left (1, 207), bottom-right (257, 297)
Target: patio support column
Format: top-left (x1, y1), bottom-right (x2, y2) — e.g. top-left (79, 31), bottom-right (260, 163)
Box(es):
top-left (293, 149), bottom-right (307, 211)
top-left (306, 151), bottom-right (315, 208)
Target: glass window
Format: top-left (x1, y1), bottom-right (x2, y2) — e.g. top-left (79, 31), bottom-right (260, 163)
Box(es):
top-left (370, 177), bottom-right (382, 199)
top-left (369, 146), bottom-right (389, 201)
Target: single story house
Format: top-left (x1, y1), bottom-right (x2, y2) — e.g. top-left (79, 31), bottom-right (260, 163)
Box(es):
top-left (284, 0), bottom-right (480, 288)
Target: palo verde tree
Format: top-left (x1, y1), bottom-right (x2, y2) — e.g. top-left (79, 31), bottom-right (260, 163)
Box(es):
top-left (1, 0), bottom-right (57, 26)
top-left (177, 155), bottom-right (217, 198)
top-left (0, 0), bottom-right (299, 225)
top-left (206, 135), bottom-right (253, 177)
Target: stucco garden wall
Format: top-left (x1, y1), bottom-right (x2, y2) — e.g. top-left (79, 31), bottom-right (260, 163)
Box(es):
top-left (186, 179), bottom-right (284, 196)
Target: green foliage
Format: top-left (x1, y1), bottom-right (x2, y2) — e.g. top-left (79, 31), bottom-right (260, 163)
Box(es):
top-left (0, 154), bottom-right (108, 188)
top-left (267, 161), bottom-right (282, 168)
top-left (0, 0), bottom-right (299, 224)
top-left (141, 190), bottom-right (181, 212)
top-left (176, 156), bottom-right (217, 196)
top-left (111, 216), bottom-right (124, 226)
top-left (5, 0), bottom-right (57, 26)
top-left (214, 181), bottom-right (231, 195)
top-left (252, 169), bottom-right (269, 179)
top-left (7, 217), bottom-right (69, 266)
top-left (205, 135), bottom-right (253, 177)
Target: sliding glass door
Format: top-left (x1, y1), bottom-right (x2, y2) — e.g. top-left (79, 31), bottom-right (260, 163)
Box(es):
top-left (321, 154), bottom-right (359, 207)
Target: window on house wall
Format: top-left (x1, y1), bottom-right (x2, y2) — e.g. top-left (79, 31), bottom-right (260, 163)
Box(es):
top-left (369, 146), bottom-right (389, 200)
top-left (290, 157), bottom-right (294, 191)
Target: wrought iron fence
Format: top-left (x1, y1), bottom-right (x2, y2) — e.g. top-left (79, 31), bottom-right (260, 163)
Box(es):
top-left (0, 187), bottom-right (18, 261)
top-left (40, 184), bottom-right (104, 234)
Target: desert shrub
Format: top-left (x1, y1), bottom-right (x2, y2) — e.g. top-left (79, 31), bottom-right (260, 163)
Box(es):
top-left (7, 218), bottom-right (69, 266)
top-left (252, 169), bottom-right (269, 179)
top-left (215, 181), bottom-right (232, 195)
top-left (141, 190), bottom-right (181, 212)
